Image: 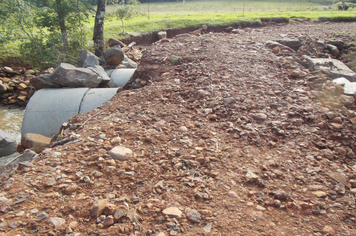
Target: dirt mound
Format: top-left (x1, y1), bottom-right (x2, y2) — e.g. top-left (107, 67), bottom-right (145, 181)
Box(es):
top-left (1, 22), bottom-right (356, 235)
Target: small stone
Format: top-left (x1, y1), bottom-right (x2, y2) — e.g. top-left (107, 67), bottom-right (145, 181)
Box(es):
top-left (43, 177), bottom-right (56, 187)
top-left (37, 212), bottom-right (49, 221)
top-left (203, 223), bottom-right (212, 233)
top-left (49, 217), bottom-right (65, 228)
top-left (109, 146), bottom-right (133, 160)
top-left (330, 123), bottom-right (343, 129)
top-left (162, 207), bottom-right (182, 218)
top-left (293, 118), bottom-right (303, 126)
top-left (245, 170), bottom-right (259, 183)
top-left (29, 208), bottom-right (39, 214)
top-left (349, 179), bottom-right (356, 188)
top-left (312, 191), bottom-right (327, 198)
top-left (322, 225), bottom-right (336, 234)
top-left (228, 190), bottom-right (238, 198)
top-left (103, 215), bottom-right (114, 228)
top-left (157, 31), bottom-right (167, 39)
top-left (209, 114), bottom-right (218, 120)
top-left (3, 66), bottom-right (14, 73)
top-left (185, 208), bottom-right (201, 223)
top-left (110, 136), bottom-right (121, 145)
top-left (252, 113), bottom-right (267, 121)
top-left (322, 149), bottom-right (334, 160)
top-left (9, 221), bottom-right (22, 228)
top-left (63, 184), bottom-right (78, 195)
top-left (256, 205), bottom-right (266, 211)
top-left (92, 199), bottom-right (109, 218)
top-left (178, 126), bottom-right (188, 132)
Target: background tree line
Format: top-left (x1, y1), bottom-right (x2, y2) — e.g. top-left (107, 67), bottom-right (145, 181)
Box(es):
top-left (0, 0), bottom-right (140, 68)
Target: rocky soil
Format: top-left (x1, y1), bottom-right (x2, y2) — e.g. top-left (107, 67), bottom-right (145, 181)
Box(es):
top-left (1, 21), bottom-right (356, 235)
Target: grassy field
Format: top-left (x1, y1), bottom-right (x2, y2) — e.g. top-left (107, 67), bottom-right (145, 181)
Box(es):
top-left (2, 0), bottom-right (356, 66)
top-left (100, 0), bottom-right (356, 39)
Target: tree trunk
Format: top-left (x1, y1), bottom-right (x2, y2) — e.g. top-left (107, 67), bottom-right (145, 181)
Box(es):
top-left (93, 0), bottom-right (107, 57)
top-left (56, 0), bottom-right (69, 51)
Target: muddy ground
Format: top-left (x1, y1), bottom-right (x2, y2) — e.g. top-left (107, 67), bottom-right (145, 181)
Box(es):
top-left (1, 21), bottom-right (356, 235)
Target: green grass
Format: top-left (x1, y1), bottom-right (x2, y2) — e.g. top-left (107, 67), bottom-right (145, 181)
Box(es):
top-left (2, 0), bottom-right (356, 66)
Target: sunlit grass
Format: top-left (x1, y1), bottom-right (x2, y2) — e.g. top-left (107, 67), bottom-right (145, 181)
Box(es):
top-left (2, 0), bottom-right (356, 63)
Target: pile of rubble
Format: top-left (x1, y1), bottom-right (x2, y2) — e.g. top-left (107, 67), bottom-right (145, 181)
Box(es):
top-left (1, 22), bottom-right (356, 235)
top-left (0, 67), bottom-right (36, 106)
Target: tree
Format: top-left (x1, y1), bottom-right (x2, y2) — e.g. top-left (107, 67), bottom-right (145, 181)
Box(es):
top-left (93, 0), bottom-right (107, 56)
top-left (115, 0), bottom-right (139, 34)
top-left (35, 0), bottom-right (91, 51)
top-left (0, 0), bottom-right (37, 42)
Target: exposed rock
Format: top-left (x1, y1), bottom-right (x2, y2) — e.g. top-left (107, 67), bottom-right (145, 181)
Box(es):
top-left (0, 130), bottom-right (17, 157)
top-left (228, 190), bottom-right (238, 198)
top-left (303, 56), bottom-right (356, 82)
top-left (3, 66), bottom-right (14, 74)
top-left (16, 149), bottom-right (38, 163)
top-left (311, 191), bottom-right (327, 198)
top-left (185, 208), bottom-right (201, 223)
top-left (266, 41), bottom-right (295, 53)
top-left (322, 225), bottom-right (336, 234)
top-left (103, 46), bottom-right (125, 66)
top-left (326, 40), bottom-right (344, 51)
top-left (87, 65), bottom-right (111, 86)
top-left (326, 44), bottom-right (340, 57)
top-left (49, 217), bottom-right (65, 228)
top-left (275, 38), bottom-right (302, 51)
top-left (0, 81), bottom-right (7, 93)
top-left (108, 38), bottom-right (126, 48)
top-left (50, 63), bottom-right (102, 88)
top-left (77, 49), bottom-right (100, 68)
top-left (162, 207), bottom-right (182, 218)
top-left (31, 74), bottom-right (61, 90)
top-left (92, 199), bottom-right (109, 218)
top-left (121, 55), bottom-right (138, 68)
top-left (109, 146), bottom-right (133, 160)
top-left (158, 31), bottom-right (167, 39)
top-left (21, 133), bottom-right (51, 153)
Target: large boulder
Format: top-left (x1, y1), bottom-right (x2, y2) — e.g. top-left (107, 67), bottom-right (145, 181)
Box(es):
top-left (303, 56), bottom-right (356, 82)
top-left (0, 130), bottom-right (17, 157)
top-left (326, 40), bottom-right (344, 51)
top-left (103, 46), bottom-right (125, 66)
top-left (50, 63), bottom-right (102, 88)
top-left (87, 65), bottom-right (111, 86)
top-left (31, 74), bottom-right (62, 90)
top-left (77, 49), bottom-right (100, 68)
top-left (275, 38), bottom-right (302, 51)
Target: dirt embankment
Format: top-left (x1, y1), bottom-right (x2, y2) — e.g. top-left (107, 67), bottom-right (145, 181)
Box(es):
top-left (1, 22), bottom-right (356, 235)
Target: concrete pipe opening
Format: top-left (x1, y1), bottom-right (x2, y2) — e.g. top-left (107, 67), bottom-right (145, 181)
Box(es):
top-left (21, 88), bottom-right (119, 138)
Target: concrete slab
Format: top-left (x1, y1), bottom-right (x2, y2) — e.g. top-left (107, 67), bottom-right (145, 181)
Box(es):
top-left (109, 69), bottom-right (136, 87)
top-left (303, 56), bottom-right (356, 82)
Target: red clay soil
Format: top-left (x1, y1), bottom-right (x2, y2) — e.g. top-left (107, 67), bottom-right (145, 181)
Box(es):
top-left (1, 22), bottom-right (356, 236)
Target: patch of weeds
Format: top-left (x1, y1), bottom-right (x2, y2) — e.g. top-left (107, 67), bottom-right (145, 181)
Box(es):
top-left (171, 56), bottom-right (182, 65)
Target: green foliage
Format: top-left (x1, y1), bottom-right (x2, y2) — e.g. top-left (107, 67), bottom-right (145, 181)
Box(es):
top-left (0, 0), bottom-right (38, 43)
top-left (19, 31), bottom-right (85, 69)
top-left (114, 0), bottom-right (140, 34)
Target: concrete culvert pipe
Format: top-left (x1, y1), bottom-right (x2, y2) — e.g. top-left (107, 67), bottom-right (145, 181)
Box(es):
top-left (21, 88), bottom-right (118, 138)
